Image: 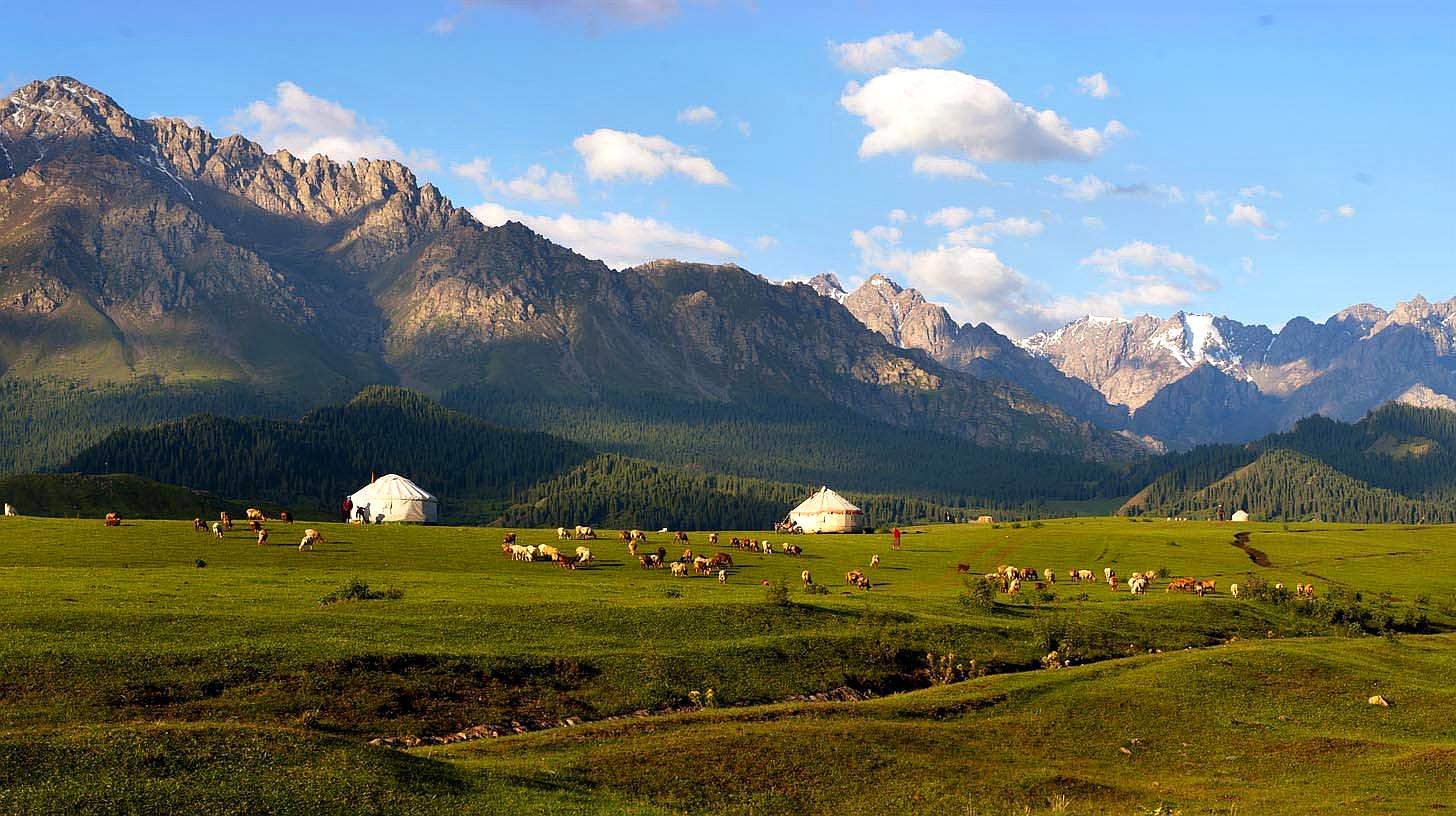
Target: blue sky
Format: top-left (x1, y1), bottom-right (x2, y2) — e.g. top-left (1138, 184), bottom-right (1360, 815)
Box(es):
top-left (5, 1), bottom-right (1452, 336)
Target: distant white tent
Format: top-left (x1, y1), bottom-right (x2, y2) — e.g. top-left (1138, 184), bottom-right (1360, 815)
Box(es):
top-left (788, 486), bottom-right (865, 534)
top-left (348, 474), bottom-right (438, 523)
top-left (1231, 509), bottom-right (1250, 523)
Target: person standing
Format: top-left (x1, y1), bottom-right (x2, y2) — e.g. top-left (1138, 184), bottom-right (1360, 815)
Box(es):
top-left (892, 526), bottom-right (902, 550)
top-left (342, 496), bottom-right (353, 523)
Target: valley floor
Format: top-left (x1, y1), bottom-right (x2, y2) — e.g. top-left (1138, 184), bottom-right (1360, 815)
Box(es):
top-left (0, 517), bottom-right (1451, 813)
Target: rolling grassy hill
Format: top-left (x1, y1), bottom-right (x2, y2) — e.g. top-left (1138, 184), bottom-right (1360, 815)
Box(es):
top-left (0, 473), bottom-right (279, 520)
top-left (0, 515), bottom-right (1450, 812)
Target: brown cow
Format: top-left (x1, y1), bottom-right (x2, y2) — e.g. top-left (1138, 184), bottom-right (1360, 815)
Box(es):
top-left (104, 512), bottom-right (122, 527)
top-left (279, 511), bottom-right (293, 524)
top-left (956, 563), bottom-right (971, 574)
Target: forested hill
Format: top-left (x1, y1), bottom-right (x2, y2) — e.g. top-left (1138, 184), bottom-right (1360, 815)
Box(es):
top-left (62, 387), bottom-right (591, 519)
top-left (497, 454), bottom-right (1021, 531)
top-left (1122, 403), bottom-right (1456, 521)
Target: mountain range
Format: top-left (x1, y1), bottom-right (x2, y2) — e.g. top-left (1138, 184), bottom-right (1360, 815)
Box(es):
top-left (0, 76), bottom-right (1142, 482)
top-left (810, 273), bottom-right (1456, 449)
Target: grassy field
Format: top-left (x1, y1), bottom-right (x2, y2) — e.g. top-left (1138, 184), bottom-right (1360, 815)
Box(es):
top-left (0, 515), bottom-right (1452, 813)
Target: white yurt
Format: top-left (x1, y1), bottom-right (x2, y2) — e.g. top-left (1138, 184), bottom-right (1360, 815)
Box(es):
top-left (1231, 509), bottom-right (1251, 523)
top-left (348, 474), bottom-right (438, 523)
top-left (787, 486), bottom-right (865, 533)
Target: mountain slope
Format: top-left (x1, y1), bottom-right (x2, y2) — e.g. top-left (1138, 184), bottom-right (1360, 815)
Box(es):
top-left (63, 386), bottom-right (591, 519)
top-left (1121, 403), bottom-right (1456, 521)
top-left (1, 76), bottom-right (1146, 469)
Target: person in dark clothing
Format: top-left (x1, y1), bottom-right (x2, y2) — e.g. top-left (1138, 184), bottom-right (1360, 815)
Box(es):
top-left (342, 497), bottom-right (353, 523)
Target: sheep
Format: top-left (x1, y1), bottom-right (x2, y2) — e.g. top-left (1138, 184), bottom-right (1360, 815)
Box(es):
top-left (782, 543), bottom-right (802, 556)
top-left (1108, 576), bottom-right (1121, 592)
top-left (500, 541), bottom-right (514, 559)
top-left (1230, 583), bottom-right (1240, 598)
top-left (539, 544), bottom-right (560, 561)
top-left (1128, 576), bottom-right (1148, 594)
top-left (801, 569), bottom-right (812, 587)
top-left (574, 525), bottom-right (596, 540)
top-left (256, 528), bottom-right (269, 546)
top-left (681, 548), bottom-right (694, 562)
top-left (299, 528), bottom-right (324, 551)
top-left (870, 554), bottom-right (881, 568)
top-left (630, 529), bottom-right (647, 543)
top-left (219, 512), bottom-right (232, 531)
top-left (627, 541), bottom-right (638, 557)
top-left (708, 533), bottom-right (719, 546)
top-left (717, 569), bottom-right (727, 584)
top-left (246, 508), bottom-right (265, 521)
top-left (855, 575), bottom-right (872, 591)
top-left (1103, 567), bottom-right (1113, 581)
top-left (557, 527), bottom-right (570, 540)
top-left (694, 556), bottom-right (713, 575)
top-left (845, 569), bottom-right (864, 585)
top-left (1077, 569), bottom-right (1094, 582)
top-left (670, 562), bottom-right (688, 577)
top-left (674, 531), bottom-right (690, 544)
top-left (1045, 568), bottom-right (1056, 584)
top-left (1008, 578), bottom-right (1021, 595)
top-left (192, 518), bottom-right (205, 532)
top-left (510, 544), bottom-right (533, 561)
top-left (211, 521), bottom-right (223, 539)
top-left (575, 546), bottom-right (593, 564)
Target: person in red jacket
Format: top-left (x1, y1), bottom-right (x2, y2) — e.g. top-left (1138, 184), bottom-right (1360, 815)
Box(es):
top-left (892, 526), bottom-right (902, 550)
top-left (342, 497), bottom-right (353, 523)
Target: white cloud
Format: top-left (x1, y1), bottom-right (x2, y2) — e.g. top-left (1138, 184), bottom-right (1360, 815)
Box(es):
top-left (888, 208), bottom-right (910, 223)
top-left (468, 202), bottom-right (736, 269)
top-left (946, 216), bottom-right (1044, 246)
top-left (1081, 241), bottom-right (1213, 290)
top-left (1076, 72), bottom-right (1114, 99)
top-left (1337, 204), bottom-right (1356, 218)
top-left (452, 158), bottom-right (577, 204)
top-left (1082, 216), bottom-right (1105, 229)
top-left (911, 154), bottom-right (989, 181)
top-left (230, 81), bottom-right (438, 170)
top-left (573, 128), bottom-right (728, 185)
top-left (1238, 184), bottom-right (1282, 199)
top-left (1194, 190), bottom-right (1221, 206)
top-left (840, 68), bottom-right (1115, 165)
top-left (926, 207), bottom-right (976, 228)
top-left (829, 30), bottom-right (965, 74)
top-left (1227, 202), bottom-right (1270, 229)
top-left (1046, 174), bottom-right (1181, 202)
top-left (494, 163), bottom-right (578, 203)
top-left (736, 120), bottom-right (751, 137)
top-left (677, 105), bottom-right (717, 125)
top-left (752, 235), bottom-right (779, 250)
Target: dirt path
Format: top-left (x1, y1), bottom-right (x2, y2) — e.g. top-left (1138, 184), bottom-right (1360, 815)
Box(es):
top-left (1231, 532), bottom-right (1272, 567)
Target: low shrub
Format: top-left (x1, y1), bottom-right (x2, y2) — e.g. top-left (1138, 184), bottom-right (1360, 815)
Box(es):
top-left (762, 579), bottom-right (791, 607)
top-left (958, 575), bottom-right (997, 611)
top-left (320, 577), bottom-right (403, 605)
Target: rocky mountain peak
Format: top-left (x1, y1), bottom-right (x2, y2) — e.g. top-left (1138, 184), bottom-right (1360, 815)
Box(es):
top-left (806, 272), bottom-right (847, 301)
top-left (837, 273), bottom-right (958, 356)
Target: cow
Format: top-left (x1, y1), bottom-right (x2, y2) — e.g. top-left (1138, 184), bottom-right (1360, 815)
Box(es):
top-left (956, 563), bottom-right (971, 574)
top-left (104, 512), bottom-right (122, 527)
top-left (801, 569), bottom-right (813, 587)
top-left (845, 569), bottom-right (864, 585)
top-left (219, 511), bottom-right (232, 531)
top-left (575, 546), bottom-right (594, 565)
top-left (192, 518), bottom-right (205, 532)
top-left (670, 562), bottom-right (688, 577)
top-left (211, 521), bottom-right (224, 539)
top-left (574, 525), bottom-right (596, 540)
top-left (557, 527), bottom-right (571, 540)
top-left (717, 569), bottom-right (727, 584)
top-left (246, 508), bottom-right (266, 521)
top-left (870, 554), bottom-right (881, 568)
top-left (299, 528), bottom-right (324, 551)
top-left (674, 531), bottom-right (690, 544)
top-left (708, 533), bottom-right (719, 546)
top-left (707, 552), bottom-right (735, 569)
top-left (278, 511), bottom-right (293, 524)
top-left (256, 528), bottom-right (269, 546)
top-left (503, 532), bottom-right (518, 546)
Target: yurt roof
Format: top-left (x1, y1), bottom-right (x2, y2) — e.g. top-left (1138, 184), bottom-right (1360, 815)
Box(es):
top-left (351, 474), bottom-right (437, 502)
top-left (790, 486), bottom-right (862, 515)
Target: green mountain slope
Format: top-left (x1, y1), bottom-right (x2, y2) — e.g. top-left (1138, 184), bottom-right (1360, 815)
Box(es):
top-left (1123, 404), bottom-right (1456, 521)
top-left (62, 387), bottom-right (591, 520)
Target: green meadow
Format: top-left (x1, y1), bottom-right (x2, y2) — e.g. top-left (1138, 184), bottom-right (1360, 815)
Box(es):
top-left (0, 515), bottom-right (1452, 813)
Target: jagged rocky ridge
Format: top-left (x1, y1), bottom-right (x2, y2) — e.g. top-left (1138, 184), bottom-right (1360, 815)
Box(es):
top-left (0, 76), bottom-right (1145, 461)
top-left (812, 272), bottom-right (1456, 449)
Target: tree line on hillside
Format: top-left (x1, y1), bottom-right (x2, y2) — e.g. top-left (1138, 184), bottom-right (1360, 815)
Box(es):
top-left (445, 385), bottom-right (1140, 504)
top-left (62, 387), bottom-right (590, 515)
top-left (497, 454), bottom-right (1042, 530)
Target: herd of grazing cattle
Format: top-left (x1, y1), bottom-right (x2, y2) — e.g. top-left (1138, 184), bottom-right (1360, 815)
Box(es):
top-left (98, 514), bottom-right (1302, 601)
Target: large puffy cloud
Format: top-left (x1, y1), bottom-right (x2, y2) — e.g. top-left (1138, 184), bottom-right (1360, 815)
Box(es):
top-left (1080, 241), bottom-right (1214, 290)
top-left (468, 202), bottom-right (736, 269)
top-left (573, 128), bottom-right (728, 185)
top-left (829, 30), bottom-right (964, 74)
top-left (841, 68), bottom-right (1119, 164)
top-left (230, 81), bottom-right (438, 170)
